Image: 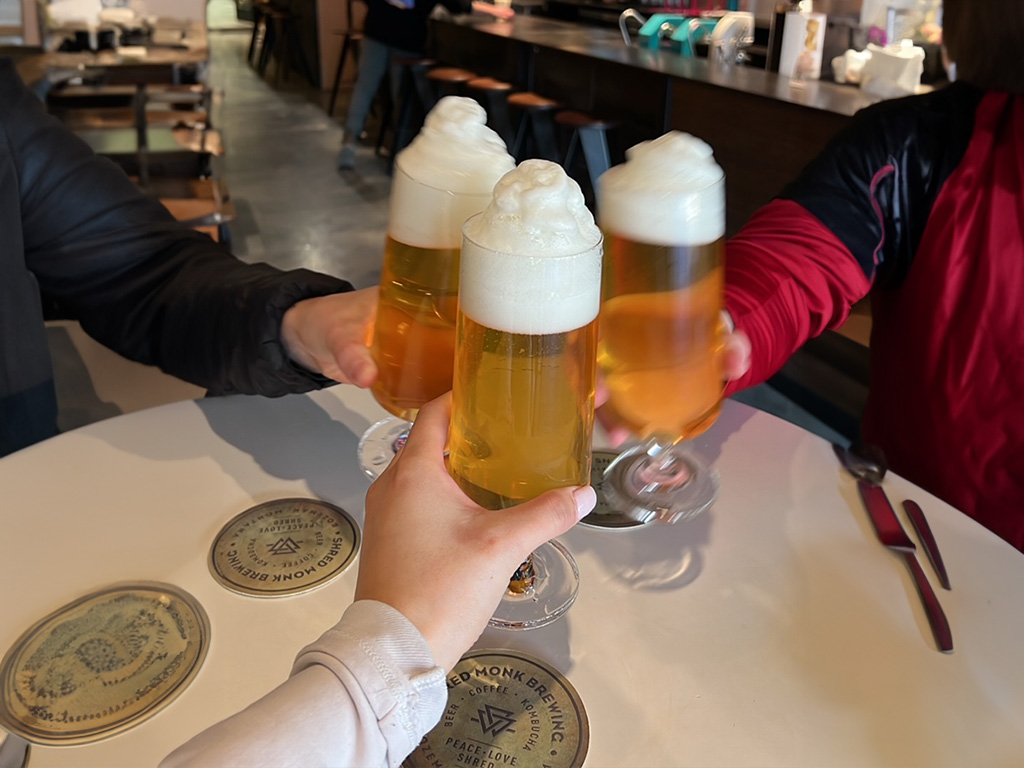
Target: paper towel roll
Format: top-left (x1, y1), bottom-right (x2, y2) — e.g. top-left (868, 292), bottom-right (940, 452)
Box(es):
top-left (778, 11), bottom-right (827, 80)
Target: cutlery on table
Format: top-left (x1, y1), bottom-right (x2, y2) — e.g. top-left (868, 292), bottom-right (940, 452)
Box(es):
top-left (833, 443), bottom-right (954, 653)
top-left (902, 499), bottom-right (951, 590)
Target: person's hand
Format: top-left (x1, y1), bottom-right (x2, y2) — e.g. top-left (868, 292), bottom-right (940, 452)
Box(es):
top-left (596, 314), bottom-right (752, 447)
top-left (281, 287), bottom-right (379, 387)
top-left (355, 394), bottom-right (596, 670)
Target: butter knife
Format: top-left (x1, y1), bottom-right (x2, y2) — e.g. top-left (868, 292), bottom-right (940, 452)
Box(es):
top-left (834, 444), bottom-right (954, 653)
top-left (903, 500), bottom-right (951, 590)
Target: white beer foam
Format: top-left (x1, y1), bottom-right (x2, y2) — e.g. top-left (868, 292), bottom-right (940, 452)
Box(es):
top-left (599, 131), bottom-right (725, 246)
top-left (461, 160), bottom-right (603, 336)
top-left (390, 96), bottom-right (515, 249)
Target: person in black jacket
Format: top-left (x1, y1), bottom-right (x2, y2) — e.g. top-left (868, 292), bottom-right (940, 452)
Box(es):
top-left (336, 0), bottom-right (469, 170)
top-left (0, 59), bottom-right (377, 457)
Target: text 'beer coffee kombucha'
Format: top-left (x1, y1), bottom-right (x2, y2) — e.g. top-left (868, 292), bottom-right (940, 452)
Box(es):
top-left (598, 131), bottom-right (726, 440)
top-left (449, 159), bottom-right (603, 509)
top-left (370, 97), bottom-right (514, 419)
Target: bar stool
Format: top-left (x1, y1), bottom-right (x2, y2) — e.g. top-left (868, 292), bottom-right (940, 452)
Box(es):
top-left (327, 0), bottom-right (365, 116)
top-left (425, 67), bottom-right (477, 104)
top-left (387, 57), bottom-right (438, 168)
top-left (556, 110), bottom-right (618, 210)
top-left (509, 92), bottom-right (561, 163)
top-left (466, 77), bottom-right (515, 148)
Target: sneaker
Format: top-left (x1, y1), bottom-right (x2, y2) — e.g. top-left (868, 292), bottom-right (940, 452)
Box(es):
top-left (336, 144), bottom-right (356, 170)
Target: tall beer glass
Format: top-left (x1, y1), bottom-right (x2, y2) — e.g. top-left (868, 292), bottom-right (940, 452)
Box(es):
top-left (358, 97), bottom-right (514, 479)
top-left (597, 131), bottom-right (726, 523)
top-left (448, 159), bottom-right (603, 630)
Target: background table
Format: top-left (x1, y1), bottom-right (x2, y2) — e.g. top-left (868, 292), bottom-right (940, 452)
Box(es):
top-left (2, 387), bottom-right (1023, 766)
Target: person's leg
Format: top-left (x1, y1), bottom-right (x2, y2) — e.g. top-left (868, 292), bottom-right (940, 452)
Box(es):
top-left (338, 37), bottom-right (390, 169)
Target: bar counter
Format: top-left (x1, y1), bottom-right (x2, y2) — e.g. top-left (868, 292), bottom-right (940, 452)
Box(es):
top-left (432, 14), bottom-right (890, 232)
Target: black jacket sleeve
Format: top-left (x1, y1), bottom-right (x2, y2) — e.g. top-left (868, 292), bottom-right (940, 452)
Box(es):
top-left (1, 59), bottom-right (352, 397)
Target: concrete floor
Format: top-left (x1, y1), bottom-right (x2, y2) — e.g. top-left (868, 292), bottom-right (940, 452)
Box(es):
top-left (50, 15), bottom-right (847, 445)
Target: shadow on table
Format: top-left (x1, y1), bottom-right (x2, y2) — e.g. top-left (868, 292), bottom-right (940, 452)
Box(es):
top-left (575, 400), bottom-right (755, 592)
top-left (195, 393), bottom-right (373, 513)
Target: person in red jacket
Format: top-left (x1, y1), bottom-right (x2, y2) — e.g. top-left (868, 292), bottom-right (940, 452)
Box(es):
top-left (723, 0), bottom-right (1024, 550)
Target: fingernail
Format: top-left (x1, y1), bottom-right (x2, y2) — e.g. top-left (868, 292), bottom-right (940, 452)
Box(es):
top-left (572, 486), bottom-right (597, 519)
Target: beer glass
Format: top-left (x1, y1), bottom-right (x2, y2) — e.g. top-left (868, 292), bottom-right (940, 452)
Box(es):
top-left (448, 160), bottom-right (603, 630)
top-left (597, 131), bottom-right (726, 523)
top-left (358, 97), bottom-right (514, 479)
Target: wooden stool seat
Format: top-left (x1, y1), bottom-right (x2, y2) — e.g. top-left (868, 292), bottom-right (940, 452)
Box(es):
top-left (426, 67), bottom-right (477, 84)
top-left (508, 92), bottom-right (559, 111)
top-left (467, 77), bottom-right (513, 92)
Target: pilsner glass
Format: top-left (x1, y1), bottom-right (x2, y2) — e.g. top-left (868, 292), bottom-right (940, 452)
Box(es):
top-left (448, 159), bottom-right (603, 630)
top-left (358, 97), bottom-right (514, 479)
top-left (597, 131), bottom-right (726, 523)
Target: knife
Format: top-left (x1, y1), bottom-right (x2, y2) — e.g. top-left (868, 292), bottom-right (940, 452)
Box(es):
top-left (903, 499), bottom-right (951, 590)
top-left (858, 482), bottom-right (954, 653)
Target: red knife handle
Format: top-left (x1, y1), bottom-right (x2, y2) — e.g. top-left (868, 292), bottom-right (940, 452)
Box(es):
top-left (902, 551), bottom-right (954, 653)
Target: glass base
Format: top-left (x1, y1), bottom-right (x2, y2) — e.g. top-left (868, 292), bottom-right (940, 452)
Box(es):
top-left (604, 444), bottom-right (719, 525)
top-left (488, 540), bottom-right (579, 631)
top-left (357, 416), bottom-right (412, 480)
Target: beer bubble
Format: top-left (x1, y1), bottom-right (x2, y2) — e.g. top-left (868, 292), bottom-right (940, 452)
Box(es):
top-left (599, 131), bottom-right (725, 246)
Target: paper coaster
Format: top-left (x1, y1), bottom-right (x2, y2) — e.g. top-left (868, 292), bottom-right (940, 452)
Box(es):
top-left (405, 649), bottom-right (589, 768)
top-left (0, 582), bottom-right (209, 746)
top-left (209, 497), bottom-right (360, 597)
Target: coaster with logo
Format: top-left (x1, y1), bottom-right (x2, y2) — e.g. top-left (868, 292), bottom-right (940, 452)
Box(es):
top-left (209, 497), bottom-right (360, 597)
top-left (405, 649), bottom-right (589, 768)
top-left (0, 582), bottom-right (209, 746)
top-left (579, 449), bottom-right (646, 530)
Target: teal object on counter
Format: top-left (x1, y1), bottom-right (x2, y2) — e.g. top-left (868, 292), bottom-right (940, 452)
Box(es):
top-left (670, 16), bottom-right (720, 57)
top-left (636, 14), bottom-right (688, 50)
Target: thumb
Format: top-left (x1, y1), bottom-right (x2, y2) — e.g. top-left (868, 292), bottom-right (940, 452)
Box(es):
top-left (504, 486), bottom-right (596, 553)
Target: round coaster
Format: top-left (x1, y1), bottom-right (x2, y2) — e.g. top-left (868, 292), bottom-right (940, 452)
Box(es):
top-left (579, 449), bottom-right (646, 530)
top-left (405, 649), bottom-right (589, 768)
top-left (0, 582), bottom-right (209, 746)
top-left (209, 498), bottom-right (360, 597)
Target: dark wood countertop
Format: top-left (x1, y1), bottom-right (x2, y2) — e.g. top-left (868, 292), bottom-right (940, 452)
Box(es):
top-left (438, 14), bottom-right (880, 118)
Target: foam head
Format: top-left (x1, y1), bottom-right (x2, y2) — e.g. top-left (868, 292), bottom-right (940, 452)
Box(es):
top-left (390, 97), bottom-right (515, 249)
top-left (598, 131), bottom-right (725, 246)
top-left (461, 159), bottom-right (603, 335)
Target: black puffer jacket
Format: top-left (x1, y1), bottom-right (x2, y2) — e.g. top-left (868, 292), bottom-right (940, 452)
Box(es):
top-left (0, 60), bottom-right (351, 456)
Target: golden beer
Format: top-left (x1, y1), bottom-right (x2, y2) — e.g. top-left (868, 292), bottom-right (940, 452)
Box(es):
top-left (599, 235), bottom-right (725, 440)
top-left (368, 97), bottom-right (514, 421)
top-left (370, 236), bottom-right (460, 419)
top-left (448, 313), bottom-right (597, 509)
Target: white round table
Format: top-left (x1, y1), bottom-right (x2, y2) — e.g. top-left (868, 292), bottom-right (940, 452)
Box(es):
top-left (2, 387), bottom-right (1022, 767)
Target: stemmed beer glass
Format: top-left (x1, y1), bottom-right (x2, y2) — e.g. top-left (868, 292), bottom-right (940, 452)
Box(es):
top-left (596, 132), bottom-right (726, 523)
top-left (358, 97), bottom-right (514, 479)
top-left (447, 160), bottom-right (603, 629)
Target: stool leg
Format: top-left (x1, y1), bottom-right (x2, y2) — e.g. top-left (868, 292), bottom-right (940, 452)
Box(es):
top-left (328, 36), bottom-right (351, 115)
top-left (579, 127), bottom-right (612, 202)
top-left (248, 9), bottom-right (263, 66)
top-left (529, 112), bottom-right (560, 162)
top-left (563, 129), bottom-right (580, 175)
top-left (512, 112), bottom-right (528, 162)
top-left (487, 92), bottom-right (515, 149)
top-left (258, 20), bottom-right (275, 76)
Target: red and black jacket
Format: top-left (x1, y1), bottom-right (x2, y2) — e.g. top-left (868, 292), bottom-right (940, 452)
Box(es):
top-left (725, 82), bottom-right (1024, 551)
